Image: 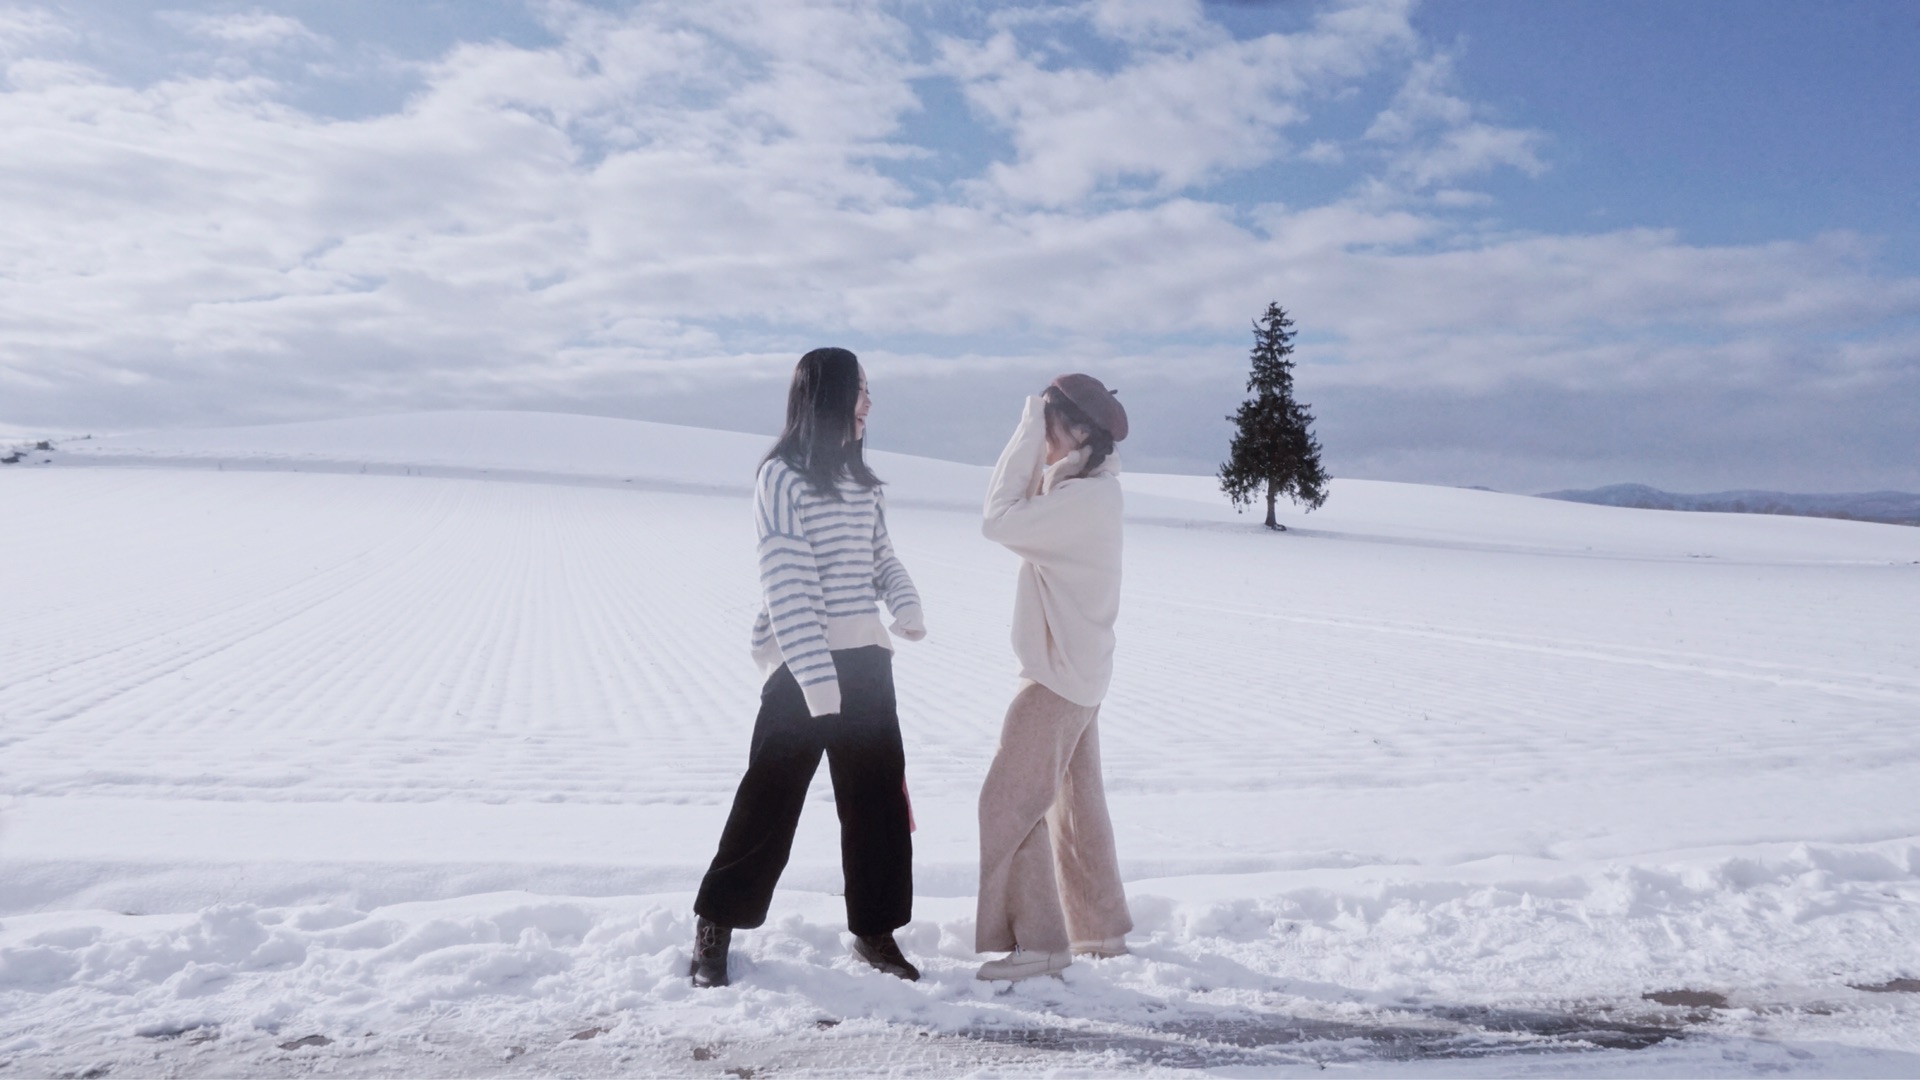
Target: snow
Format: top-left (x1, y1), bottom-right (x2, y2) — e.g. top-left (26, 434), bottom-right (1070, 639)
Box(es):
top-left (3, 411), bottom-right (1919, 1076)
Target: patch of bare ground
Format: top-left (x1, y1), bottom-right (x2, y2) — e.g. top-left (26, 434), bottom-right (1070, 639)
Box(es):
top-left (1851, 978), bottom-right (1920, 994)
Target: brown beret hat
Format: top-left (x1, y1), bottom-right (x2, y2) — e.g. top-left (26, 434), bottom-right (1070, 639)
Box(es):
top-left (1049, 373), bottom-right (1128, 442)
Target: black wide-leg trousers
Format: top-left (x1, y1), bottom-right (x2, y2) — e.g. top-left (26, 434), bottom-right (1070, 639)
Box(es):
top-left (694, 646), bottom-right (913, 936)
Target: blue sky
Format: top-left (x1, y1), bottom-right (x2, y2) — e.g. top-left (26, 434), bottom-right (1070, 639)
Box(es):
top-left (1408, 1), bottom-right (1919, 263)
top-left (2, 0), bottom-right (1916, 493)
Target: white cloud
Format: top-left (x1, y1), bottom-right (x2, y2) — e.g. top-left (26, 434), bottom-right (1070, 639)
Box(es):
top-left (1366, 52), bottom-right (1544, 188)
top-left (159, 10), bottom-right (325, 51)
top-left (1087, 0), bottom-right (1209, 44)
top-left (1399, 121), bottom-right (1545, 186)
top-left (1301, 139), bottom-right (1345, 165)
top-left (1364, 54), bottom-right (1469, 141)
top-left (0, 0), bottom-right (1914, 490)
top-left (0, 6), bottom-right (71, 58)
top-left (944, 0), bottom-right (1415, 205)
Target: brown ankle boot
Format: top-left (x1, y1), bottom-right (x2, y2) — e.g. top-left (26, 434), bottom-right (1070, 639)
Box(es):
top-left (852, 932), bottom-right (919, 981)
top-left (689, 917), bottom-right (731, 988)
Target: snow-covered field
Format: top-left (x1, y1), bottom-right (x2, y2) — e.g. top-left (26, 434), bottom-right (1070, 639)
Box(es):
top-left (4, 411), bottom-right (1919, 1077)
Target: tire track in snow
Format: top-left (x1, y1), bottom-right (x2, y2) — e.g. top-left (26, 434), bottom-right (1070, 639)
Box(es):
top-left (1104, 597), bottom-right (1913, 796)
top-left (1136, 591), bottom-right (1920, 706)
top-left (5, 470), bottom-right (1916, 813)
top-left (1, 476), bottom-right (759, 801)
top-left (106, 481), bottom-right (520, 750)
top-left (1084, 520), bottom-right (1920, 800)
top-left (0, 475), bottom-right (470, 733)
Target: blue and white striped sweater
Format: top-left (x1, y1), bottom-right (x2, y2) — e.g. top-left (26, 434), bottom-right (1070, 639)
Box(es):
top-left (751, 457), bottom-right (922, 716)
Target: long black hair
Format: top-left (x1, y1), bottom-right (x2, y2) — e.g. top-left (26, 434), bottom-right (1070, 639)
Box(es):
top-left (1042, 385), bottom-right (1116, 478)
top-left (764, 346), bottom-right (883, 498)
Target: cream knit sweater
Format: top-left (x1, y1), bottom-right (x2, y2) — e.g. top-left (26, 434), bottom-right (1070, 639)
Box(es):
top-left (981, 395), bottom-right (1123, 708)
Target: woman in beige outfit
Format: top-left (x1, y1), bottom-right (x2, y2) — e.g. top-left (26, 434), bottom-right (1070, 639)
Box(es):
top-left (975, 374), bottom-right (1133, 981)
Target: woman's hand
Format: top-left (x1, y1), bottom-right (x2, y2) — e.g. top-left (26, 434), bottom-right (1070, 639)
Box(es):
top-left (889, 610), bottom-right (927, 641)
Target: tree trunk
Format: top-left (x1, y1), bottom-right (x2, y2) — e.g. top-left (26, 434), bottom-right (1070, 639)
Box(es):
top-left (1263, 483), bottom-right (1286, 531)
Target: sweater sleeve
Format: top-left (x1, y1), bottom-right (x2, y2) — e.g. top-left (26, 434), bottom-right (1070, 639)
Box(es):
top-left (756, 461), bottom-right (841, 717)
top-left (872, 496), bottom-right (925, 640)
top-left (981, 395), bottom-right (1096, 565)
top-left (982, 395), bottom-right (1047, 519)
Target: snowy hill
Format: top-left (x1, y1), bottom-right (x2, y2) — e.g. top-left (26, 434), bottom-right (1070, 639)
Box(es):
top-left (50, 409), bottom-right (1920, 563)
top-left (1543, 482), bottom-right (1920, 527)
top-left (4, 411), bottom-right (1919, 1075)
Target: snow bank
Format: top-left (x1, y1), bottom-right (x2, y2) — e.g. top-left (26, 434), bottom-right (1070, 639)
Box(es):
top-left (4, 841), bottom-right (1918, 1075)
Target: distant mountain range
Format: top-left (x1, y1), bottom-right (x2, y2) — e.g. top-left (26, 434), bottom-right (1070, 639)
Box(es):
top-left (1540, 484), bottom-right (1920, 526)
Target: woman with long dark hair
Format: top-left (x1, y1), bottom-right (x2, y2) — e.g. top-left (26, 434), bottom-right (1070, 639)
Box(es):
top-left (689, 347), bottom-right (926, 988)
top-left (973, 374), bottom-right (1133, 981)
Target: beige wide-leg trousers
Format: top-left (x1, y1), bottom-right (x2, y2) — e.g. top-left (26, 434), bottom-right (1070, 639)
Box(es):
top-left (975, 681), bottom-right (1132, 954)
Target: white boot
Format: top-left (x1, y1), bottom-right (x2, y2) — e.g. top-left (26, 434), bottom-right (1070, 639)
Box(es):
top-left (976, 948), bottom-right (1071, 981)
top-left (1071, 936), bottom-right (1128, 958)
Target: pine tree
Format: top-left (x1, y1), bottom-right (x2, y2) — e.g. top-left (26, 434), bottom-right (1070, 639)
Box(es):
top-left (1218, 302), bottom-right (1329, 530)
